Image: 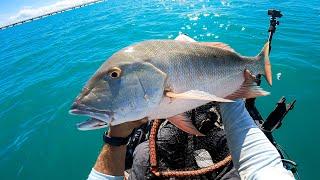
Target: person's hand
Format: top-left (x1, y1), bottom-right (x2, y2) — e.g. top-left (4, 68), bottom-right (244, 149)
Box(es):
top-left (108, 118), bottom-right (148, 138)
top-left (91, 118), bottom-right (148, 177)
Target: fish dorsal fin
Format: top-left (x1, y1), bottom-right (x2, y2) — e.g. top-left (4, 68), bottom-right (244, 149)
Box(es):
top-left (166, 90), bottom-right (234, 102)
top-left (174, 34), bottom-right (196, 42)
top-left (199, 42), bottom-right (235, 52)
top-left (174, 35), bottom-right (235, 52)
top-left (168, 113), bottom-right (205, 136)
top-left (226, 70), bottom-right (270, 99)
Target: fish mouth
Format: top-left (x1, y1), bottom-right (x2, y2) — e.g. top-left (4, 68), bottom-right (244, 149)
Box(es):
top-left (76, 117), bottom-right (108, 131)
top-left (69, 102), bottom-right (113, 131)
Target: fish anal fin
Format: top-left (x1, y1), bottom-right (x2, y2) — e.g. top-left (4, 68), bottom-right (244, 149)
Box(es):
top-left (166, 90), bottom-right (234, 102)
top-left (168, 114), bottom-right (205, 136)
top-left (199, 42), bottom-right (235, 52)
top-left (226, 70), bottom-right (270, 99)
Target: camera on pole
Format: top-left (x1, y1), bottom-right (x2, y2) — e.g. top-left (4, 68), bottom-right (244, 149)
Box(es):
top-left (267, 9), bottom-right (283, 52)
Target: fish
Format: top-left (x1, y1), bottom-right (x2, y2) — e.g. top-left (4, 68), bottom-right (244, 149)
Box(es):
top-left (70, 34), bottom-right (271, 135)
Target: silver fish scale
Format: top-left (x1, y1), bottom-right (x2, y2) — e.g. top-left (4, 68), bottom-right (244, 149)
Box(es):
top-left (76, 39), bottom-right (265, 124)
top-left (108, 40), bottom-right (263, 120)
top-left (128, 40), bottom-right (257, 98)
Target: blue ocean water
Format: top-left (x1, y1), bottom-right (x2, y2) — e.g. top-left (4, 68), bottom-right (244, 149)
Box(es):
top-left (0, 0), bottom-right (319, 179)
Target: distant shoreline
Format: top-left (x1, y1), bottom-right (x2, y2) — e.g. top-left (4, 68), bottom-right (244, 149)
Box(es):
top-left (0, 0), bottom-right (103, 30)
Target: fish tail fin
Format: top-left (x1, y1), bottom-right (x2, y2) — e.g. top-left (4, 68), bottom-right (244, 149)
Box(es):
top-left (256, 41), bottom-right (272, 86)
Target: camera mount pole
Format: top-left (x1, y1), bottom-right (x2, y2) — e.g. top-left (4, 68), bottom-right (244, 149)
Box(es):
top-left (246, 9), bottom-right (284, 122)
top-left (246, 10), bottom-right (298, 176)
top-left (245, 9), bottom-right (283, 112)
top-left (267, 9), bottom-right (282, 53)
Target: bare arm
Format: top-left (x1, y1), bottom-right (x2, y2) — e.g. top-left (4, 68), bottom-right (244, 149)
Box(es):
top-left (93, 141), bottom-right (127, 176)
top-left (88, 119), bottom-right (147, 180)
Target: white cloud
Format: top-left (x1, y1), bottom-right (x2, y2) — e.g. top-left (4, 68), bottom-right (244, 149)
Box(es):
top-left (1, 0), bottom-right (103, 28)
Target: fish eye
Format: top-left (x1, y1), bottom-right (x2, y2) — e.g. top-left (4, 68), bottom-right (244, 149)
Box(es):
top-left (108, 67), bottom-right (121, 79)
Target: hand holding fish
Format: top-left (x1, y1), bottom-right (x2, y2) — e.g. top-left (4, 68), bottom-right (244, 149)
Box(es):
top-left (108, 118), bottom-right (148, 138)
top-left (89, 118), bottom-right (147, 177)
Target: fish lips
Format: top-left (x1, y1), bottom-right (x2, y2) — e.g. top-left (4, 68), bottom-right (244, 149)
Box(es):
top-left (76, 117), bottom-right (108, 131)
top-left (69, 103), bottom-right (113, 131)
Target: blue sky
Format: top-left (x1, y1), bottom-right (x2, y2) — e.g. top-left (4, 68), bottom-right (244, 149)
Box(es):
top-left (0, 0), bottom-right (57, 22)
top-left (0, 0), bottom-right (100, 26)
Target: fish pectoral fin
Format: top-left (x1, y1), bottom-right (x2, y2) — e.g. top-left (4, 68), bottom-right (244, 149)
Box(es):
top-left (226, 69), bottom-right (270, 99)
top-left (166, 90), bottom-right (234, 102)
top-left (168, 114), bottom-right (205, 136)
top-left (199, 42), bottom-right (235, 52)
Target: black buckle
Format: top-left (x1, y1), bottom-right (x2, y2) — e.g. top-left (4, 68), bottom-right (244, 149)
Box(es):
top-left (261, 97), bottom-right (296, 132)
top-left (103, 132), bottom-right (130, 146)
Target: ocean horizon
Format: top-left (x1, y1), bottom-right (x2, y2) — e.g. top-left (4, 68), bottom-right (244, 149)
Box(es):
top-left (0, 0), bottom-right (103, 30)
top-left (0, 0), bottom-right (319, 179)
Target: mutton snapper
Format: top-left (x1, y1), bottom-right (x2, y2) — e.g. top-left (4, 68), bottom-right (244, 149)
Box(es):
top-left (70, 35), bottom-right (271, 135)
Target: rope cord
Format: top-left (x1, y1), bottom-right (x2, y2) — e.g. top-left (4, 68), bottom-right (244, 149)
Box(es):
top-left (149, 119), bottom-right (232, 177)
